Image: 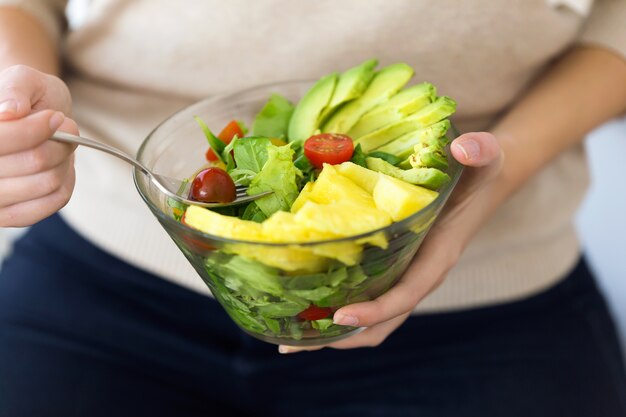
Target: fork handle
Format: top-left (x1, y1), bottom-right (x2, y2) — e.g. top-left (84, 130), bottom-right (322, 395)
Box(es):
top-left (51, 131), bottom-right (150, 176)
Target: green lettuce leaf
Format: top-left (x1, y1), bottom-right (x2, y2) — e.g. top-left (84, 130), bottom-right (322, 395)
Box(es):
top-left (248, 144), bottom-right (300, 217)
top-left (251, 94), bottom-right (294, 139)
top-left (206, 253), bottom-right (283, 296)
top-left (231, 136), bottom-right (272, 185)
top-left (256, 301), bottom-right (307, 318)
top-left (194, 116), bottom-right (226, 164)
top-left (311, 318), bottom-right (334, 331)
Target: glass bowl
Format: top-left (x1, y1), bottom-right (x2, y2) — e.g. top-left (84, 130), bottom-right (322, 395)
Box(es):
top-left (134, 80), bottom-right (463, 346)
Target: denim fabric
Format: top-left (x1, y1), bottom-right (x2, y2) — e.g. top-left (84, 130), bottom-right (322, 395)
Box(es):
top-left (1, 215), bottom-right (625, 417)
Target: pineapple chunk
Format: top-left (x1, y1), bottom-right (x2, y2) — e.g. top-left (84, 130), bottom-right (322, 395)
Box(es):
top-left (184, 205), bottom-right (264, 241)
top-left (290, 181), bottom-right (314, 213)
top-left (372, 175), bottom-right (438, 221)
top-left (309, 241), bottom-right (364, 266)
top-left (227, 244), bottom-right (330, 273)
top-left (294, 201), bottom-right (391, 237)
top-left (335, 162), bottom-right (380, 194)
top-left (304, 164), bottom-right (374, 208)
top-left (263, 212), bottom-right (363, 266)
top-left (262, 211), bottom-right (337, 242)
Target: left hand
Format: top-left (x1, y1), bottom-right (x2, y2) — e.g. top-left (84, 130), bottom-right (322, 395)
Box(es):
top-left (279, 131), bottom-right (503, 353)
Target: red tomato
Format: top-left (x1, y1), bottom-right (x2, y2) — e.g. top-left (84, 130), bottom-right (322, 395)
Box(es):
top-left (304, 133), bottom-right (354, 168)
top-left (188, 167), bottom-right (236, 203)
top-left (297, 304), bottom-right (333, 321)
top-left (218, 120), bottom-right (244, 142)
top-left (205, 120), bottom-right (244, 162)
top-left (205, 148), bottom-right (220, 161)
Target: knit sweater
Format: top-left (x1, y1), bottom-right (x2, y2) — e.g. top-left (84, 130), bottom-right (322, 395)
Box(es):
top-left (3, 0), bottom-right (626, 312)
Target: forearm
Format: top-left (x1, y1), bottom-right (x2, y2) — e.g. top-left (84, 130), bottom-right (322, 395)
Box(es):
top-left (490, 46), bottom-right (626, 206)
top-left (0, 6), bottom-right (60, 74)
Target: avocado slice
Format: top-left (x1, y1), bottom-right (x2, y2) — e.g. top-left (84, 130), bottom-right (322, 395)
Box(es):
top-left (375, 120), bottom-right (450, 160)
top-left (252, 94), bottom-right (295, 139)
top-left (366, 157), bottom-right (450, 190)
top-left (288, 73), bottom-right (338, 142)
top-left (410, 146), bottom-right (449, 171)
top-left (347, 83), bottom-right (436, 139)
top-left (356, 96), bottom-right (456, 153)
top-left (322, 63), bottom-right (414, 134)
top-left (318, 59), bottom-right (378, 123)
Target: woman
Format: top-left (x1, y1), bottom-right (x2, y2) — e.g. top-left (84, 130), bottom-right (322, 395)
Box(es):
top-left (0, 0), bottom-right (625, 416)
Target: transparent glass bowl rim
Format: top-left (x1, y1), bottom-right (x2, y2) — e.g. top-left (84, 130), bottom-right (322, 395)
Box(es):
top-left (133, 80), bottom-right (464, 248)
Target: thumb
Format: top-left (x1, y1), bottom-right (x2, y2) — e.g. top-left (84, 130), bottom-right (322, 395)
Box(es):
top-left (443, 132), bottom-right (504, 205)
top-left (450, 132), bottom-right (502, 167)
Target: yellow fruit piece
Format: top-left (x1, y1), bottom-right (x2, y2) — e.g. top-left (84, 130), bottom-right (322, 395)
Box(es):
top-left (372, 175), bottom-right (438, 221)
top-left (212, 160), bottom-right (227, 171)
top-left (270, 138), bottom-right (288, 147)
top-left (294, 201), bottom-right (391, 237)
top-left (262, 211), bottom-right (337, 242)
top-left (290, 181), bottom-right (314, 213)
top-left (184, 205), bottom-right (264, 241)
top-left (335, 161), bottom-right (380, 194)
top-left (306, 164), bottom-right (374, 207)
top-left (264, 212), bottom-right (364, 266)
top-left (226, 243), bottom-right (329, 273)
top-left (356, 232), bottom-right (388, 249)
top-left (309, 241), bottom-right (364, 266)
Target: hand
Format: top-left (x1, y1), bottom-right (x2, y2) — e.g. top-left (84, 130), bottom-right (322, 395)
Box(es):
top-left (279, 132), bottom-right (503, 353)
top-left (0, 65), bottom-right (79, 227)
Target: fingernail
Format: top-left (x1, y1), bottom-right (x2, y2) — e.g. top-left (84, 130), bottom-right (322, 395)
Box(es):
top-left (0, 99), bottom-right (17, 114)
top-left (333, 314), bottom-right (359, 327)
top-left (455, 139), bottom-right (480, 161)
top-left (49, 112), bottom-right (65, 131)
top-left (278, 346), bottom-right (296, 354)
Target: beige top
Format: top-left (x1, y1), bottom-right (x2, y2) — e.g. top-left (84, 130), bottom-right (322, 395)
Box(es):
top-left (3, 0), bottom-right (626, 312)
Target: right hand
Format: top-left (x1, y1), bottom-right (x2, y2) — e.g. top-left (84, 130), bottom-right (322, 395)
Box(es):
top-left (0, 65), bottom-right (79, 227)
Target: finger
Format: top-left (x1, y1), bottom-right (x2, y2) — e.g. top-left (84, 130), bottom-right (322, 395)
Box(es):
top-left (325, 313), bottom-right (408, 350)
top-left (0, 116), bottom-right (78, 177)
top-left (332, 280), bottom-right (416, 328)
top-left (0, 65), bottom-right (71, 120)
top-left (0, 142), bottom-right (69, 178)
top-left (0, 164), bottom-right (75, 227)
top-left (278, 345), bottom-right (325, 354)
top-left (278, 314), bottom-right (409, 353)
top-left (0, 116), bottom-right (77, 178)
top-left (450, 132), bottom-right (502, 167)
top-left (332, 245), bottom-right (452, 328)
top-left (444, 132), bottom-right (504, 206)
top-left (0, 65), bottom-right (45, 120)
top-left (0, 110), bottom-right (65, 154)
top-left (0, 157), bottom-right (73, 207)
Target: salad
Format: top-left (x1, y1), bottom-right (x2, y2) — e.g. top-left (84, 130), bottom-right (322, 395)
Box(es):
top-left (168, 59), bottom-right (458, 344)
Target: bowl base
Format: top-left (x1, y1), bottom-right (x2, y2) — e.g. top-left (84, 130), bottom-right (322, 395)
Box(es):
top-left (242, 326), bottom-right (366, 347)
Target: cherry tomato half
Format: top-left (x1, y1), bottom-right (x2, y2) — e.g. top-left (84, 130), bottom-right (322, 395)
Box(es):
top-left (205, 148), bottom-right (220, 162)
top-left (188, 167), bottom-right (236, 203)
top-left (218, 120), bottom-right (244, 142)
top-left (297, 304), bottom-right (333, 321)
top-left (304, 133), bottom-right (354, 168)
top-left (205, 120), bottom-right (245, 162)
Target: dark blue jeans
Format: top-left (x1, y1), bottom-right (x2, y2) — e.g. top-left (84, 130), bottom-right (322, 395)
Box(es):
top-left (1, 215), bottom-right (625, 417)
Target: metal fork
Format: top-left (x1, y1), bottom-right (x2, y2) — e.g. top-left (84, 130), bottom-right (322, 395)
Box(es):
top-left (50, 131), bottom-right (272, 208)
